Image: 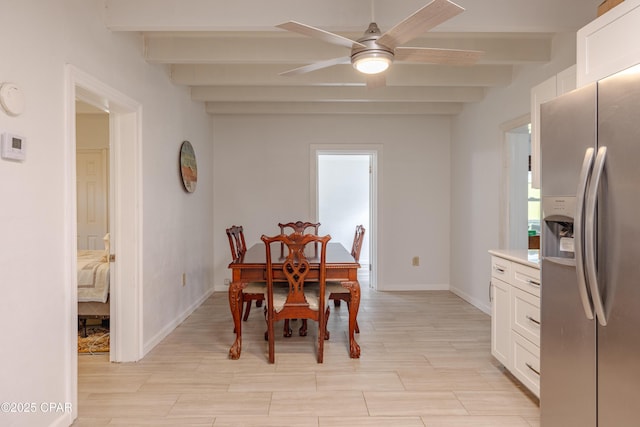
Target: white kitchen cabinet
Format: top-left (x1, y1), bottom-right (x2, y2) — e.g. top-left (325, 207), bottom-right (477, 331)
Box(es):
top-left (491, 270), bottom-right (511, 368)
top-left (577, 0), bottom-right (640, 87)
top-left (489, 250), bottom-right (541, 398)
top-left (512, 331), bottom-right (540, 396)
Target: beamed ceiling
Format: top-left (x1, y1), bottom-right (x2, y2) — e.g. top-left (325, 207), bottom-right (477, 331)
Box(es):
top-left (104, 0), bottom-right (602, 115)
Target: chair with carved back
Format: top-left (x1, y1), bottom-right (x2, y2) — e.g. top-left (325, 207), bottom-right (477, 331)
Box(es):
top-left (278, 221), bottom-right (321, 236)
top-left (262, 232), bottom-right (331, 363)
top-left (277, 221), bottom-right (321, 336)
top-left (326, 224), bottom-right (365, 335)
top-left (278, 221), bottom-right (321, 254)
top-left (226, 225), bottom-right (265, 322)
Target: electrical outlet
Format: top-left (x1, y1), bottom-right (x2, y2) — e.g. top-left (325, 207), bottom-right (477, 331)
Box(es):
top-left (224, 278), bottom-right (231, 286)
top-left (182, 273), bottom-right (187, 286)
top-left (412, 256), bottom-right (420, 267)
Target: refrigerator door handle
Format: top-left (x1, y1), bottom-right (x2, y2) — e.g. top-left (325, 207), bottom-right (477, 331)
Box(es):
top-left (574, 147), bottom-right (596, 320)
top-left (585, 146), bottom-right (608, 326)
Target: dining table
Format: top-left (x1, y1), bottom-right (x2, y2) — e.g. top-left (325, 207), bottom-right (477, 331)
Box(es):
top-left (227, 241), bottom-right (361, 359)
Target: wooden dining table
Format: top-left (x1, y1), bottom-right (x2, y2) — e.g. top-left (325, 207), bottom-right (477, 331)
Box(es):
top-left (228, 241), bottom-right (361, 359)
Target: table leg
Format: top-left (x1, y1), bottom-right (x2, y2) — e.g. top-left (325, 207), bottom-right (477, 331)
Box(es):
top-left (228, 281), bottom-right (245, 359)
top-left (343, 280), bottom-right (361, 358)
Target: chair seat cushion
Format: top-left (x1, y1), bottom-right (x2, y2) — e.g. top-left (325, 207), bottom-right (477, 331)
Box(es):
top-left (272, 283), bottom-right (330, 313)
top-left (242, 282), bottom-right (266, 294)
top-left (326, 281), bottom-right (350, 294)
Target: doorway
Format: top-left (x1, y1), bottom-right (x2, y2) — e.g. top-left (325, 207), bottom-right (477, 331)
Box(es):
top-left (311, 146), bottom-right (380, 289)
top-left (65, 65), bottom-right (143, 418)
top-left (501, 115), bottom-right (540, 250)
top-left (76, 102), bottom-right (111, 355)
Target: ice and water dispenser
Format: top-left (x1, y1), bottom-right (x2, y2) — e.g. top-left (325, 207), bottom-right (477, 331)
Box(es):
top-left (542, 197), bottom-right (577, 259)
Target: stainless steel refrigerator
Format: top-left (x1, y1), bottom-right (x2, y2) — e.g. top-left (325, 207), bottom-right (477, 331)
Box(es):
top-left (540, 65), bottom-right (640, 426)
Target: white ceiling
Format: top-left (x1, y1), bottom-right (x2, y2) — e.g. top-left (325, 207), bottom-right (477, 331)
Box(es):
top-left (104, 0), bottom-right (603, 115)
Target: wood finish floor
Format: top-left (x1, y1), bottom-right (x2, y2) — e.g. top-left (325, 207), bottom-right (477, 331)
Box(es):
top-left (74, 288), bottom-right (540, 426)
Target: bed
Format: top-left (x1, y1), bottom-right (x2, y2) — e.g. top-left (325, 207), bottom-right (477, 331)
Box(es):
top-left (77, 234), bottom-right (110, 337)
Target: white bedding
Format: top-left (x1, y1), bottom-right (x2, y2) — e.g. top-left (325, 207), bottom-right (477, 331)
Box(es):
top-left (77, 250), bottom-right (110, 303)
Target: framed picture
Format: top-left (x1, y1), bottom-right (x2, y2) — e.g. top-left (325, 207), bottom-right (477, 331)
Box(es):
top-left (179, 140), bottom-right (197, 193)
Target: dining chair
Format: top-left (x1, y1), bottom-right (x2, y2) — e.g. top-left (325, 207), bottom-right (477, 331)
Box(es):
top-left (278, 221), bottom-right (321, 235)
top-left (277, 221), bottom-right (321, 335)
top-left (226, 225), bottom-right (265, 322)
top-left (262, 232), bottom-right (331, 363)
top-left (326, 224), bottom-right (365, 335)
top-left (278, 221), bottom-right (321, 252)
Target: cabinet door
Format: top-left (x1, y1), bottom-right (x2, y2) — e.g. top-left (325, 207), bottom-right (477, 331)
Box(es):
top-left (512, 331), bottom-right (541, 397)
top-left (491, 277), bottom-right (511, 368)
top-left (511, 287), bottom-right (541, 346)
top-left (577, 0), bottom-right (640, 87)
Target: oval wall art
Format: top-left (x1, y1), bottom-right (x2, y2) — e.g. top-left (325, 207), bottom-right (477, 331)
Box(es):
top-left (179, 140), bottom-right (197, 193)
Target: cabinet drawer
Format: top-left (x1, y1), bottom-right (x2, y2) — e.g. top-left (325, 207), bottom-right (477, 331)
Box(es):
top-left (512, 332), bottom-right (540, 397)
top-left (491, 256), bottom-right (512, 280)
top-left (512, 287), bottom-right (541, 346)
top-left (512, 262), bottom-right (541, 297)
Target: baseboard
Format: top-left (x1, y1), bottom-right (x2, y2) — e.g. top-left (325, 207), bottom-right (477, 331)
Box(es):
top-left (450, 285), bottom-right (491, 315)
top-left (375, 283), bottom-right (449, 291)
top-left (143, 287), bottom-right (215, 355)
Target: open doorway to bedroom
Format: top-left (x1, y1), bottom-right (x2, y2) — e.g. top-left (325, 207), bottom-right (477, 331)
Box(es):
top-left (76, 102), bottom-right (111, 355)
top-left (66, 65), bottom-right (143, 419)
top-left (67, 66), bottom-right (142, 372)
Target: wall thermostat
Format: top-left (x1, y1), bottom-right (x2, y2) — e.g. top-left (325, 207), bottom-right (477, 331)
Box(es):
top-left (1, 132), bottom-right (26, 161)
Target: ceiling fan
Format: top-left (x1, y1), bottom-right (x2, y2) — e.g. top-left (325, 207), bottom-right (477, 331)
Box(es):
top-left (276, 0), bottom-right (483, 87)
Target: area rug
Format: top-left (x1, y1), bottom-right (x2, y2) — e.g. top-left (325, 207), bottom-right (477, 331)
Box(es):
top-left (78, 326), bottom-right (110, 354)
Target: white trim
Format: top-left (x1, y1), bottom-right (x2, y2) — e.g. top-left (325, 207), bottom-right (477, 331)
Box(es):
top-left (62, 61), bottom-right (79, 427)
top-left (499, 114), bottom-right (531, 249)
top-left (143, 288), bottom-right (215, 354)
top-left (450, 286), bottom-right (491, 315)
top-left (310, 144), bottom-right (382, 290)
top-left (378, 283), bottom-right (449, 291)
top-left (65, 64), bottom-right (143, 423)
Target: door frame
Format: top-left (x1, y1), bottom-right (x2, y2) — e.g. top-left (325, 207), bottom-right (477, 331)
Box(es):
top-left (310, 144), bottom-right (381, 290)
top-left (64, 65), bottom-right (143, 417)
top-left (499, 114), bottom-right (531, 249)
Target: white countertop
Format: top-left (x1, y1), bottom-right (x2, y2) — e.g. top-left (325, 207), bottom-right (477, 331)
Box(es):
top-left (488, 249), bottom-right (540, 269)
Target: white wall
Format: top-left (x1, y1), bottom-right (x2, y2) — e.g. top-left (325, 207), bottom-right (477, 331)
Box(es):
top-left (212, 114), bottom-right (451, 292)
top-left (0, 1), bottom-right (212, 426)
top-left (449, 33), bottom-right (578, 313)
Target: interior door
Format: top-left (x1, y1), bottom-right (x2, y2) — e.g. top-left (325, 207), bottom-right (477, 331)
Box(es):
top-left (76, 149), bottom-right (108, 250)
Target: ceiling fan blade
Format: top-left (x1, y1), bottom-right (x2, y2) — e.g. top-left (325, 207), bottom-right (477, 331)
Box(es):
top-left (377, 0), bottom-right (464, 49)
top-left (276, 21), bottom-right (366, 49)
top-left (366, 74), bottom-right (386, 89)
top-left (279, 56), bottom-right (351, 76)
top-left (394, 47), bottom-right (482, 66)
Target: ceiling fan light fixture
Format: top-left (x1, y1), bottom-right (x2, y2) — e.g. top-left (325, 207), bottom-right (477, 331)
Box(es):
top-left (352, 50), bottom-right (393, 75)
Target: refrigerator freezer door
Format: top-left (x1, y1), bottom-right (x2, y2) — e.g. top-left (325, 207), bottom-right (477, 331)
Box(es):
top-left (540, 84), bottom-right (598, 427)
top-left (540, 260), bottom-right (597, 427)
top-left (596, 66), bottom-right (640, 427)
